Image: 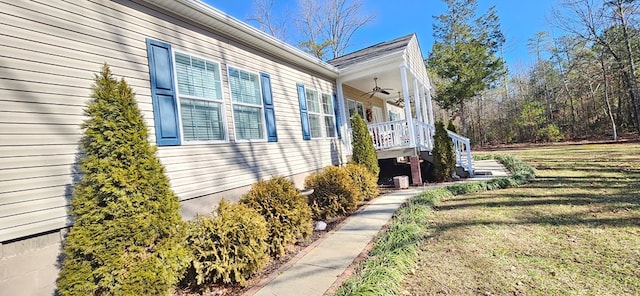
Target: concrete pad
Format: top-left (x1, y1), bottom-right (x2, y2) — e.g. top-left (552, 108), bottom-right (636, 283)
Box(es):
top-left (471, 159), bottom-right (511, 178)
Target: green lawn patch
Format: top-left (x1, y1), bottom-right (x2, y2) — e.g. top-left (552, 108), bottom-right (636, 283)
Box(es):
top-left (332, 153), bottom-right (536, 296)
top-left (403, 143), bottom-right (640, 295)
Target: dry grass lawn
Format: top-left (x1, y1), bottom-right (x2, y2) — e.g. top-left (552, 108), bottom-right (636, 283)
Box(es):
top-left (402, 143), bottom-right (640, 296)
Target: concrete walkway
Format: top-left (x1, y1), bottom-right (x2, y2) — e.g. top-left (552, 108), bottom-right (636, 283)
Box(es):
top-left (247, 159), bottom-right (510, 296)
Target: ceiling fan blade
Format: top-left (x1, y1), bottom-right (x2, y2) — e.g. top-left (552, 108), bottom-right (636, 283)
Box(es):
top-left (369, 93), bottom-right (375, 99)
top-left (360, 91), bottom-right (373, 97)
top-left (380, 89), bottom-right (390, 95)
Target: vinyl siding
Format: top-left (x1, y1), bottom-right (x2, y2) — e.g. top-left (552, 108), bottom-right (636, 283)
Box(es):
top-left (0, 0), bottom-right (342, 242)
top-left (405, 37), bottom-right (430, 85)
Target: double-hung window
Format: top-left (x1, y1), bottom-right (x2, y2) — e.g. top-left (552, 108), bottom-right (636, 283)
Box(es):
top-left (228, 67), bottom-right (265, 141)
top-left (321, 93), bottom-right (336, 137)
top-left (305, 88), bottom-right (323, 138)
top-left (347, 99), bottom-right (364, 119)
top-left (296, 83), bottom-right (340, 140)
top-left (174, 52), bottom-right (226, 142)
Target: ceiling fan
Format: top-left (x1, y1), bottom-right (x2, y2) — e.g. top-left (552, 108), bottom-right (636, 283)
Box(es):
top-left (360, 77), bottom-right (393, 99)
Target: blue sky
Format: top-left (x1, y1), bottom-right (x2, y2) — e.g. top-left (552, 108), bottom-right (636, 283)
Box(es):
top-left (204, 0), bottom-right (559, 70)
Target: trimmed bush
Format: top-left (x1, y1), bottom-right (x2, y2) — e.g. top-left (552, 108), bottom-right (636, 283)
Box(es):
top-left (305, 166), bottom-right (359, 220)
top-left (350, 113), bottom-right (380, 178)
top-left (56, 65), bottom-right (189, 296)
top-left (432, 121), bottom-right (456, 182)
top-left (345, 163), bottom-right (379, 201)
top-left (240, 176), bottom-right (313, 258)
top-left (185, 200), bottom-right (269, 288)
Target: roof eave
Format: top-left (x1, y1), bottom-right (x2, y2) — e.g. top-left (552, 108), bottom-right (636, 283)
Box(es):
top-left (140, 0), bottom-right (340, 78)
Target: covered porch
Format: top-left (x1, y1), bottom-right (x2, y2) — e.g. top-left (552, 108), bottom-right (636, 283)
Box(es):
top-left (328, 34), bottom-right (474, 179)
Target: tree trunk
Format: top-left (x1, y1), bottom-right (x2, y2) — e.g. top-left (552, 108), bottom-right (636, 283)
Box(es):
top-left (616, 0), bottom-right (640, 133)
top-left (600, 55), bottom-right (618, 140)
top-left (460, 99), bottom-right (467, 136)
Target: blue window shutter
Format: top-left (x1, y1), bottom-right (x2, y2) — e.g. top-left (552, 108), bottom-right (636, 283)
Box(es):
top-left (260, 73), bottom-right (278, 142)
top-left (296, 83), bottom-right (311, 140)
top-left (146, 39), bottom-right (180, 146)
top-left (333, 94), bottom-right (342, 139)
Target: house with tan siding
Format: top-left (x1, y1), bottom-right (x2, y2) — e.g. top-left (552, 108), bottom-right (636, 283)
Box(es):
top-left (0, 0), bottom-right (472, 294)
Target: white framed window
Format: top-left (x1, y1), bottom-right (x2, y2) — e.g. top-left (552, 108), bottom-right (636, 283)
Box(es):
top-left (228, 66), bottom-right (265, 141)
top-left (306, 88), bottom-right (323, 138)
top-left (174, 51), bottom-right (226, 143)
top-left (321, 93), bottom-right (336, 137)
top-left (347, 99), bottom-right (364, 119)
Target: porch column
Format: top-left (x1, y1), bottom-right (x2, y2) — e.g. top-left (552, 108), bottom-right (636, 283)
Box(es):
top-left (336, 79), bottom-right (350, 159)
top-left (427, 86), bottom-right (435, 127)
top-left (413, 78), bottom-right (424, 145)
top-left (420, 84), bottom-right (429, 125)
top-left (400, 65), bottom-right (416, 146)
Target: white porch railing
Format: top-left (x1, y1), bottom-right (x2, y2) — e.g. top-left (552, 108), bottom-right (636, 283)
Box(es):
top-left (367, 120), bottom-right (410, 150)
top-left (346, 120), bottom-right (474, 177)
top-left (414, 121), bottom-right (434, 151)
top-left (447, 130), bottom-right (474, 177)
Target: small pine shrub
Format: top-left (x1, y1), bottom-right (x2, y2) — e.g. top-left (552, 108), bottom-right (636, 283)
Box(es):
top-left (185, 199), bottom-right (269, 288)
top-left (350, 114), bottom-right (380, 178)
top-left (240, 176), bottom-right (313, 258)
top-left (447, 119), bottom-right (457, 133)
top-left (345, 163), bottom-right (379, 201)
top-left (56, 64), bottom-right (189, 296)
top-left (305, 166), bottom-right (359, 220)
top-left (431, 121), bottom-right (455, 182)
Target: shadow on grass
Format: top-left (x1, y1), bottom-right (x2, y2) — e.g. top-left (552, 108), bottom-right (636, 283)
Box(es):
top-left (431, 172), bottom-right (640, 232)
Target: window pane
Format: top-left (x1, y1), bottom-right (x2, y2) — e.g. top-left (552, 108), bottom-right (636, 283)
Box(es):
top-left (306, 89), bottom-right (320, 113)
top-left (321, 94), bottom-right (333, 115)
top-left (175, 53), bottom-right (221, 100)
top-left (357, 103), bottom-right (364, 118)
top-left (324, 116), bottom-right (336, 137)
top-left (180, 98), bottom-right (224, 141)
top-left (234, 105), bottom-right (264, 140)
top-left (309, 114), bottom-right (322, 138)
top-left (348, 100), bottom-right (356, 117)
top-left (229, 68), bottom-right (261, 105)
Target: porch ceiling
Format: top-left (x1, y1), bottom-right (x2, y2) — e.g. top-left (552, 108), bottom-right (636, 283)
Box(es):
top-left (333, 50), bottom-right (427, 103)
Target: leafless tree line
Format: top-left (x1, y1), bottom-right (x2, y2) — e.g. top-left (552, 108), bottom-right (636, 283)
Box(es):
top-left (461, 0), bottom-right (640, 145)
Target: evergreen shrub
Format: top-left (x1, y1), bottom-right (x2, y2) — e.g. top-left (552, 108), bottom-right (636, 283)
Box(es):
top-left (240, 176), bottom-right (313, 258)
top-left (536, 123), bottom-right (564, 142)
top-left (345, 163), bottom-right (379, 201)
top-left (305, 166), bottom-right (359, 220)
top-left (350, 114), bottom-right (380, 178)
top-left (431, 121), bottom-right (456, 182)
top-left (185, 200), bottom-right (269, 288)
top-left (56, 64), bottom-right (189, 296)
top-left (447, 119), bottom-right (457, 133)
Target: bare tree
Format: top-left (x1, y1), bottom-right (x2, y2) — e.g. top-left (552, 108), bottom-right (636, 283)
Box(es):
top-left (321, 0), bottom-right (375, 59)
top-left (552, 0), bottom-right (640, 133)
top-left (296, 0), bottom-right (374, 59)
top-left (296, 0), bottom-right (333, 59)
top-left (248, 0), bottom-right (289, 41)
